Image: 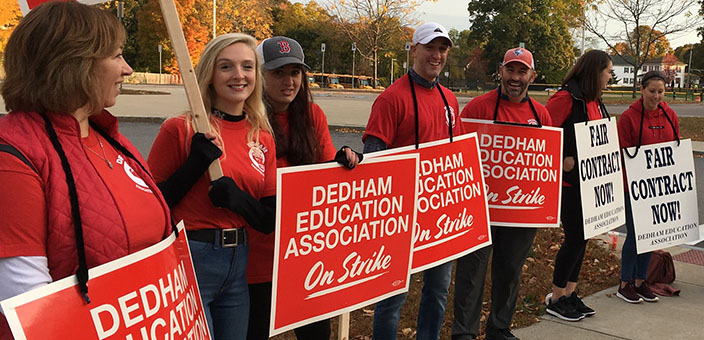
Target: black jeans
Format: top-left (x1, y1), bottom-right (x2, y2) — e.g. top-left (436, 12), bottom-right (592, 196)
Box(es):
top-left (452, 226), bottom-right (537, 339)
top-left (247, 282), bottom-right (331, 340)
top-left (552, 185), bottom-right (589, 287)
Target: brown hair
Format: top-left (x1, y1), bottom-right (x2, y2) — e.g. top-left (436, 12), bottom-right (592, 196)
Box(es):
top-left (264, 65), bottom-right (321, 165)
top-left (561, 50), bottom-right (612, 102)
top-left (2, 1), bottom-right (125, 114)
top-left (641, 70), bottom-right (666, 88)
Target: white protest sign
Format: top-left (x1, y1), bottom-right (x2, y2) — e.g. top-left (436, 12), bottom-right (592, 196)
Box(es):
top-left (574, 118), bottom-right (626, 238)
top-left (624, 140), bottom-right (700, 253)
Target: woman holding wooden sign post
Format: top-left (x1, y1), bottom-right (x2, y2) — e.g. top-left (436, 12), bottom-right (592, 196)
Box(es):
top-left (0, 2), bottom-right (172, 339)
top-left (544, 50), bottom-right (613, 321)
top-left (616, 70), bottom-right (679, 304)
top-left (148, 33), bottom-right (277, 340)
top-left (245, 36), bottom-right (361, 340)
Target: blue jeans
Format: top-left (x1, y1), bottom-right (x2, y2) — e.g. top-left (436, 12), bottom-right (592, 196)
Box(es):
top-left (373, 261), bottom-right (453, 340)
top-left (621, 195), bottom-right (652, 281)
top-left (189, 239), bottom-right (249, 340)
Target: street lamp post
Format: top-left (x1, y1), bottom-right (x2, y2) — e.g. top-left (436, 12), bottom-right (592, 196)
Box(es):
top-left (405, 42), bottom-right (411, 74)
top-left (212, 0), bottom-right (217, 38)
top-left (391, 58), bottom-right (397, 83)
top-left (321, 43), bottom-right (326, 87)
top-left (158, 44), bottom-right (163, 84)
top-left (352, 43), bottom-right (356, 88)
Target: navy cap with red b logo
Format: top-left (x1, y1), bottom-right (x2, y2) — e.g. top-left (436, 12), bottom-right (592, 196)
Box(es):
top-left (257, 36), bottom-right (310, 70)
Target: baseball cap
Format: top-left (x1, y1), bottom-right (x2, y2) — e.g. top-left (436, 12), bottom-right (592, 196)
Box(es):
top-left (412, 22), bottom-right (453, 47)
top-left (257, 36), bottom-right (310, 70)
top-left (502, 47), bottom-right (534, 69)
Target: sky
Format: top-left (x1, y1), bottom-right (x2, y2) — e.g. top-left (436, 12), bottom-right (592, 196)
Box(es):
top-left (293, 0), bottom-right (702, 50)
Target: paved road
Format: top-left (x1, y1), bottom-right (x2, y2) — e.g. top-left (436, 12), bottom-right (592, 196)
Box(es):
top-left (8, 84), bottom-right (695, 124)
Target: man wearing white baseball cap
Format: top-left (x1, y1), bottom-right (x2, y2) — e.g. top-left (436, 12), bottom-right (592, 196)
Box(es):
top-left (363, 22), bottom-right (461, 340)
top-left (452, 47), bottom-right (554, 340)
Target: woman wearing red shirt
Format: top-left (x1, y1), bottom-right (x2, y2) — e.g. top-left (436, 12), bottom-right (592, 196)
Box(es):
top-left (616, 71), bottom-right (679, 304)
top-left (544, 50), bottom-right (613, 322)
top-left (148, 33), bottom-right (277, 340)
top-left (246, 36), bottom-right (361, 340)
top-left (0, 3), bottom-right (170, 339)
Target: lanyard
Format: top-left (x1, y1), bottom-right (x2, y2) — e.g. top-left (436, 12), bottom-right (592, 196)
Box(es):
top-left (409, 73), bottom-right (454, 149)
top-left (623, 100), bottom-right (680, 159)
top-left (492, 86), bottom-right (542, 127)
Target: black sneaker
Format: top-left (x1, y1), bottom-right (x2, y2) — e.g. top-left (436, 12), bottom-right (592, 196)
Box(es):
top-left (485, 326), bottom-right (519, 340)
top-left (567, 292), bottom-right (596, 316)
top-left (546, 296), bottom-right (585, 322)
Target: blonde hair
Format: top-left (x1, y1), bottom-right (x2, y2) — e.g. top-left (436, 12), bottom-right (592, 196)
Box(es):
top-left (193, 33), bottom-right (272, 142)
top-left (2, 1), bottom-right (125, 114)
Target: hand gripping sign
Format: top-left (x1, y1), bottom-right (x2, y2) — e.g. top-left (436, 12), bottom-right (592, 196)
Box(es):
top-left (369, 133), bottom-right (491, 273)
top-left (463, 119), bottom-right (563, 228)
top-left (271, 154), bottom-right (419, 336)
top-left (623, 140), bottom-right (700, 253)
top-left (574, 118), bottom-right (626, 239)
top-left (1, 222), bottom-right (211, 340)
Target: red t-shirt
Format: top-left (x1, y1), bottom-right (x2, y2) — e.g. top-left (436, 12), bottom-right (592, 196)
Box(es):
top-left (460, 89), bottom-right (553, 126)
top-left (0, 128), bottom-right (166, 258)
top-left (363, 74), bottom-right (463, 148)
top-left (147, 115), bottom-right (277, 283)
top-left (274, 103), bottom-right (337, 168)
top-left (546, 90), bottom-right (603, 126)
top-left (618, 98), bottom-right (680, 148)
top-left (245, 103), bottom-right (339, 283)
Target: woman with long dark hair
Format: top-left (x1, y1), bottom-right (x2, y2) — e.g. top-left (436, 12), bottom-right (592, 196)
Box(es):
top-left (544, 50), bottom-right (613, 321)
top-left (246, 36), bottom-right (360, 340)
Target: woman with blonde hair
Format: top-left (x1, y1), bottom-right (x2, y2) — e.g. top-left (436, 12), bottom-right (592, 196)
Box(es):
top-left (0, 2), bottom-right (171, 339)
top-left (148, 33), bottom-right (276, 340)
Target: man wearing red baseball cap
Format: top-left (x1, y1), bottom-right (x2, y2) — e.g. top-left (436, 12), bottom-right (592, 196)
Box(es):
top-left (451, 47), bottom-right (555, 340)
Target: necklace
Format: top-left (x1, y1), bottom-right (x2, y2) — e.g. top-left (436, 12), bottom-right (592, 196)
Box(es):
top-left (82, 134), bottom-right (113, 169)
top-left (212, 108), bottom-right (246, 122)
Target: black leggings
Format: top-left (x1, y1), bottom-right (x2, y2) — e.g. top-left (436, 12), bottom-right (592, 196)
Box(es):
top-left (552, 186), bottom-right (589, 288)
top-left (247, 282), bottom-right (331, 340)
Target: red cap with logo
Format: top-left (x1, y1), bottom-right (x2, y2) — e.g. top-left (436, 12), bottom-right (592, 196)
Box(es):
top-left (502, 47), bottom-right (534, 69)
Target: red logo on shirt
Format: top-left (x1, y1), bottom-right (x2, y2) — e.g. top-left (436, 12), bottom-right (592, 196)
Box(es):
top-left (278, 40), bottom-right (291, 54)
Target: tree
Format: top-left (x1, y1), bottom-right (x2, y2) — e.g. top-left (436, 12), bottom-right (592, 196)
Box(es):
top-left (464, 0), bottom-right (576, 83)
top-left (608, 26), bottom-right (673, 61)
top-left (0, 0), bottom-right (22, 64)
top-left (271, 1), bottom-right (353, 75)
top-left (661, 53), bottom-right (680, 86)
top-left (325, 0), bottom-right (425, 88)
top-left (585, 0), bottom-right (702, 97)
top-left (608, 69), bottom-right (620, 85)
top-left (133, 0), bottom-right (273, 74)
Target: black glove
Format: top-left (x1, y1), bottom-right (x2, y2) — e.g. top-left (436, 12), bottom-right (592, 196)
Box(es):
top-left (209, 176), bottom-right (275, 234)
top-left (156, 133), bottom-right (221, 207)
top-left (334, 145), bottom-right (363, 169)
top-left (190, 132), bottom-right (222, 165)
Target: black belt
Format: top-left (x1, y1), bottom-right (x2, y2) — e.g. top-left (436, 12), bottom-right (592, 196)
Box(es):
top-left (187, 228), bottom-right (246, 247)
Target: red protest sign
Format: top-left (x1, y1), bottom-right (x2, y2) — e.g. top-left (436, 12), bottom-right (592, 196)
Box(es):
top-left (463, 119), bottom-right (563, 227)
top-left (17, 0), bottom-right (107, 14)
top-left (271, 155), bottom-right (419, 336)
top-left (371, 133), bottom-right (491, 272)
top-left (1, 222), bottom-right (211, 340)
